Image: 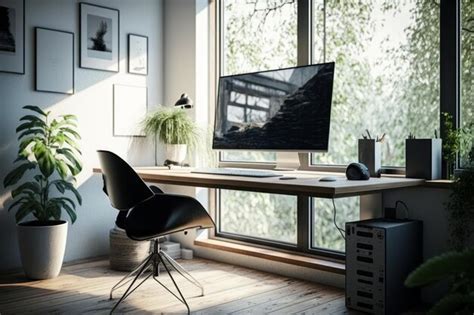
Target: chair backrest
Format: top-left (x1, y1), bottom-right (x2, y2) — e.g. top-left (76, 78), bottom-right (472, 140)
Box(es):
top-left (97, 150), bottom-right (153, 211)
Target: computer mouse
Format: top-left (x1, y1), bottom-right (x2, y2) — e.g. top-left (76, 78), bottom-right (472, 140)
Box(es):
top-left (346, 162), bottom-right (370, 180)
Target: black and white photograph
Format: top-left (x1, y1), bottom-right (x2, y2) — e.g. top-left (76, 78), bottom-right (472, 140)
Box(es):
top-left (87, 14), bottom-right (112, 60)
top-left (0, 0), bottom-right (24, 74)
top-left (128, 34), bottom-right (148, 75)
top-left (80, 2), bottom-right (119, 72)
top-left (35, 27), bottom-right (74, 95)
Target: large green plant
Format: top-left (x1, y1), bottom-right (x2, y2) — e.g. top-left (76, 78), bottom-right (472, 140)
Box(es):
top-left (3, 106), bottom-right (82, 223)
top-left (405, 250), bottom-right (474, 315)
top-left (142, 107), bottom-right (198, 146)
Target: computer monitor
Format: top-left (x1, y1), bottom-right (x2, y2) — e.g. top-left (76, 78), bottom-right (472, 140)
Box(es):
top-left (213, 62), bottom-right (334, 152)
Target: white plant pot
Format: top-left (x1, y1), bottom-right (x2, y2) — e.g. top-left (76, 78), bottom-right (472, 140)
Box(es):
top-left (17, 220), bottom-right (68, 279)
top-left (165, 144), bottom-right (187, 164)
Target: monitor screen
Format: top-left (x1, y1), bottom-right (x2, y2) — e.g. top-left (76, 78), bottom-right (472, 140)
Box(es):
top-left (213, 62), bottom-right (335, 152)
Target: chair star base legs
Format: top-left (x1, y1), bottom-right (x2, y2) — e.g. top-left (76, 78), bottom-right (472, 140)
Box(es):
top-left (109, 239), bottom-right (204, 314)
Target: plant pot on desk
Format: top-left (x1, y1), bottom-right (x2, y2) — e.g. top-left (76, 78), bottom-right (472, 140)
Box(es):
top-left (406, 138), bottom-right (442, 179)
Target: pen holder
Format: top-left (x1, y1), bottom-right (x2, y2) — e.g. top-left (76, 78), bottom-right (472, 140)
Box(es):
top-left (358, 139), bottom-right (381, 177)
top-left (405, 138), bottom-right (442, 180)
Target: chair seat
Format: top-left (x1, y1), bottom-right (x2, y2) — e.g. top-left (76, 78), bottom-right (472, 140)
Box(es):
top-left (125, 193), bottom-right (214, 241)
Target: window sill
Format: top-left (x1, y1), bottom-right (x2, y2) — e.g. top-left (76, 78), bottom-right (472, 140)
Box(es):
top-left (194, 238), bottom-right (345, 275)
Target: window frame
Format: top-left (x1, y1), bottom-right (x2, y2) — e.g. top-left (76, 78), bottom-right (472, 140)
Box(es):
top-left (211, 0), bottom-right (462, 259)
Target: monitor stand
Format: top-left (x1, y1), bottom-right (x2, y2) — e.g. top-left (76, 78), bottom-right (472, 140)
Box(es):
top-left (274, 152), bottom-right (301, 171)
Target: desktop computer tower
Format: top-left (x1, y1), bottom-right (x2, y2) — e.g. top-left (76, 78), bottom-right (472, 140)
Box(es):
top-left (345, 218), bottom-right (422, 315)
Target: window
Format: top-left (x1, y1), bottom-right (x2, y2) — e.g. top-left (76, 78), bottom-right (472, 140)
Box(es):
top-left (220, 0), bottom-right (297, 163)
top-left (215, 0), bottom-right (464, 257)
top-left (461, 0), bottom-right (473, 165)
top-left (219, 190), bottom-right (297, 244)
top-left (312, 0), bottom-right (440, 167)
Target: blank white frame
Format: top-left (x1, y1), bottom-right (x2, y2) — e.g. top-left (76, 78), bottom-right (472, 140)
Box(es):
top-left (113, 84), bottom-right (147, 137)
top-left (35, 27), bottom-right (74, 95)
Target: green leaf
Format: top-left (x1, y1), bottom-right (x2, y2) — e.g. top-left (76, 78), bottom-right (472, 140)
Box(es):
top-left (33, 142), bottom-right (55, 177)
top-left (3, 162), bottom-right (36, 187)
top-left (60, 114), bottom-right (78, 121)
top-left (12, 182), bottom-right (41, 198)
top-left (55, 160), bottom-right (69, 180)
top-left (62, 182), bottom-right (82, 205)
top-left (405, 250), bottom-right (474, 288)
top-left (61, 127), bottom-right (81, 140)
top-left (57, 148), bottom-right (82, 175)
top-left (62, 202), bottom-right (77, 224)
top-left (16, 121), bottom-right (44, 134)
top-left (8, 197), bottom-right (29, 212)
top-left (15, 202), bottom-right (36, 223)
top-left (17, 128), bottom-right (45, 141)
top-left (428, 293), bottom-right (474, 315)
top-left (23, 105), bottom-right (47, 116)
top-left (19, 115), bottom-right (46, 125)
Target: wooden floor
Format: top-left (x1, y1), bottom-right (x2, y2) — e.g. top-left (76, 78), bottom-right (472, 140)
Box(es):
top-left (0, 258), bottom-right (354, 314)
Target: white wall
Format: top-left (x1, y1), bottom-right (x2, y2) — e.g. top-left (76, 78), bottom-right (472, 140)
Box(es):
top-left (0, 0), bottom-right (163, 271)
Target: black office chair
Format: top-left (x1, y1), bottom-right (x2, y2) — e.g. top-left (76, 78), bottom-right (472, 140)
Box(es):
top-left (97, 150), bottom-right (215, 314)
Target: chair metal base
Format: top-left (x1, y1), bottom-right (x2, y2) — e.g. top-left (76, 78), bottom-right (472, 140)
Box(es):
top-left (109, 239), bottom-right (203, 314)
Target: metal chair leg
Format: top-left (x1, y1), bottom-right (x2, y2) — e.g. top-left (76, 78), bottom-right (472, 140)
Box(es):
top-left (110, 254), bottom-right (153, 314)
top-left (160, 251), bottom-right (204, 296)
top-left (158, 253), bottom-right (190, 314)
top-left (109, 253), bottom-right (153, 299)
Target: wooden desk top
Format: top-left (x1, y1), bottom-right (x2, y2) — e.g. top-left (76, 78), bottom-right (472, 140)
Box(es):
top-left (93, 167), bottom-right (426, 198)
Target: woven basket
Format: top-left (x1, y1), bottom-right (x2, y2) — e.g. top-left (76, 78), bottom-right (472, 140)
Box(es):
top-left (109, 227), bottom-right (150, 271)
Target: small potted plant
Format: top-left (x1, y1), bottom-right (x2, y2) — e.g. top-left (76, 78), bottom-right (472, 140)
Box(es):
top-left (441, 112), bottom-right (473, 179)
top-left (3, 106), bottom-right (82, 279)
top-left (358, 130), bottom-right (384, 177)
top-left (142, 106), bottom-right (198, 166)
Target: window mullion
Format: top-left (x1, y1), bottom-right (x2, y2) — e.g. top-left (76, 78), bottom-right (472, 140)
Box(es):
top-left (440, 0), bottom-right (461, 173)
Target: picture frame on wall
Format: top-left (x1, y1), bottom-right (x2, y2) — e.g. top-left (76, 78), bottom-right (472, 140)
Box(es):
top-left (79, 2), bottom-right (119, 72)
top-left (113, 84), bottom-right (147, 137)
top-left (128, 34), bottom-right (148, 76)
top-left (35, 27), bottom-right (74, 95)
top-left (0, 0), bottom-right (25, 74)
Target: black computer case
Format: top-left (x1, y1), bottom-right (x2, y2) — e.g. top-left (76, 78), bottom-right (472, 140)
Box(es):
top-left (345, 218), bottom-right (423, 314)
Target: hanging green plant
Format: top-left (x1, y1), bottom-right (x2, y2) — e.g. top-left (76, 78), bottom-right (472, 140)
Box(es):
top-left (3, 105), bottom-right (82, 223)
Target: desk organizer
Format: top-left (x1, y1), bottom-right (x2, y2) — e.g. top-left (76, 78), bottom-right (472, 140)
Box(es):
top-left (405, 138), bottom-right (442, 180)
top-left (358, 139), bottom-right (381, 177)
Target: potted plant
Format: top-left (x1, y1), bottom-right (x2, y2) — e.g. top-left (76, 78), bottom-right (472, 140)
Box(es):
top-left (142, 106), bottom-right (198, 166)
top-left (441, 112), bottom-right (473, 179)
top-left (3, 105), bottom-right (82, 279)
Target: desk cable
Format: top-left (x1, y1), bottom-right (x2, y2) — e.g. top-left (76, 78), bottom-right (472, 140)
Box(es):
top-left (332, 198), bottom-right (346, 240)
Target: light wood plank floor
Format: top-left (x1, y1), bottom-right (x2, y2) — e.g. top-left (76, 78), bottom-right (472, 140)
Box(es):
top-left (0, 258), bottom-right (355, 314)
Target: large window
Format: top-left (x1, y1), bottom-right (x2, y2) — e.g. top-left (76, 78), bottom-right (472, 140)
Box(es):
top-left (216, 0), bottom-right (465, 257)
top-left (312, 0), bottom-right (440, 167)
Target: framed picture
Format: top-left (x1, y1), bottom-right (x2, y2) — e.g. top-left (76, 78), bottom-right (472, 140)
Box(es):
top-left (128, 34), bottom-right (148, 75)
top-left (113, 84), bottom-right (147, 137)
top-left (80, 2), bottom-right (119, 72)
top-left (35, 27), bottom-right (74, 95)
top-left (0, 0), bottom-right (25, 74)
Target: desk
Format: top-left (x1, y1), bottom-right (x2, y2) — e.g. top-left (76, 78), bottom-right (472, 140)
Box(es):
top-left (93, 166), bottom-right (429, 269)
top-left (94, 167), bottom-right (425, 198)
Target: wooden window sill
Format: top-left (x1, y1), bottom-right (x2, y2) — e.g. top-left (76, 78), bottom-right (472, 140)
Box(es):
top-left (194, 238), bottom-right (345, 275)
